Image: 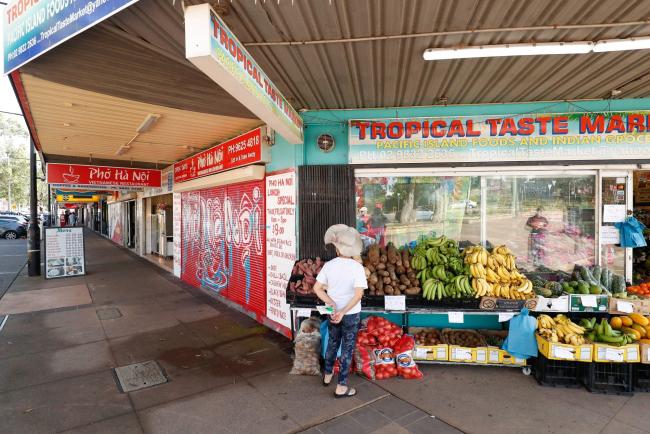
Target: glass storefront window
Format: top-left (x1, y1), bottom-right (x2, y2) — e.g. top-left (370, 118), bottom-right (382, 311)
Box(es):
top-left (356, 173), bottom-right (597, 274)
top-left (485, 175), bottom-right (596, 273)
top-left (601, 176), bottom-right (628, 277)
top-left (355, 176), bottom-right (481, 249)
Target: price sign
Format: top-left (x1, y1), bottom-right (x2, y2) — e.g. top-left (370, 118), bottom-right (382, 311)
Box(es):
top-left (552, 346), bottom-right (574, 360)
top-left (581, 295), bottom-right (598, 308)
top-left (616, 300), bottom-right (634, 313)
top-left (448, 312), bottom-right (464, 323)
top-left (296, 308), bottom-right (312, 318)
top-left (414, 348), bottom-right (429, 360)
top-left (604, 347), bottom-right (624, 362)
top-left (498, 313), bottom-right (515, 322)
top-left (385, 295), bottom-right (406, 311)
top-left (455, 348), bottom-right (472, 360)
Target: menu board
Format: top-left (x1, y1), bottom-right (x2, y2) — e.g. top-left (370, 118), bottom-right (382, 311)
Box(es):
top-left (265, 170), bottom-right (297, 329)
top-left (44, 227), bottom-right (86, 279)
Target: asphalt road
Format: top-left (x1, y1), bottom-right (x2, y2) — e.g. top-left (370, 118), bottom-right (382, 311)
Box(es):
top-left (0, 238), bottom-right (26, 298)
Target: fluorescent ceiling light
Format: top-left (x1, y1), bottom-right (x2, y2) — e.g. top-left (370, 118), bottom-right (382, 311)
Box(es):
top-left (593, 36), bottom-right (650, 52)
top-left (136, 113), bottom-right (161, 134)
top-left (115, 144), bottom-right (131, 156)
top-left (423, 42), bottom-right (593, 60)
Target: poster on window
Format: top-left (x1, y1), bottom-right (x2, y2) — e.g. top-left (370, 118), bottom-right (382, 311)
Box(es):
top-left (44, 227), bottom-right (85, 279)
top-left (265, 170), bottom-right (296, 329)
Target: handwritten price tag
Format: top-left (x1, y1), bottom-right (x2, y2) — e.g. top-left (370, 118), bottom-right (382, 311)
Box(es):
top-left (296, 308), bottom-right (312, 318)
top-left (448, 312), bottom-right (464, 323)
top-left (616, 300), bottom-right (634, 313)
top-left (384, 295), bottom-right (406, 311)
top-left (581, 295), bottom-right (598, 308)
top-left (498, 313), bottom-right (515, 322)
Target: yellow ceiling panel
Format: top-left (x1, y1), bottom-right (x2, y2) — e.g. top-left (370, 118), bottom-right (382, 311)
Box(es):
top-left (21, 74), bottom-right (263, 165)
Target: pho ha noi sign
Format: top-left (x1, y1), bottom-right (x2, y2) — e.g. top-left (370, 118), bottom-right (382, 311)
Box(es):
top-left (348, 112), bottom-right (650, 164)
top-left (47, 163), bottom-right (161, 189)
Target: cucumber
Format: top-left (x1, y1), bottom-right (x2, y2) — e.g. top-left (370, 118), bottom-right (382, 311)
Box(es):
top-left (591, 265), bottom-right (602, 281)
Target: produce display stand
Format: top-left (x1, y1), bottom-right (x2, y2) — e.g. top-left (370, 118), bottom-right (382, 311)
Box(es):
top-left (286, 238), bottom-right (650, 393)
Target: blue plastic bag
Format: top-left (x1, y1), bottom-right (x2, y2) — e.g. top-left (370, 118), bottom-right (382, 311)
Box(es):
top-left (320, 319), bottom-right (342, 359)
top-left (502, 308), bottom-right (537, 359)
top-left (615, 216), bottom-right (647, 248)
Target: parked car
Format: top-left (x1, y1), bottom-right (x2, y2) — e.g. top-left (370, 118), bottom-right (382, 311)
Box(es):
top-left (0, 213), bottom-right (28, 224)
top-left (0, 218), bottom-right (27, 239)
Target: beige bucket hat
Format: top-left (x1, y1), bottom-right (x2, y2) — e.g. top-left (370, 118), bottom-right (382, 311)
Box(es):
top-left (324, 224), bottom-right (363, 257)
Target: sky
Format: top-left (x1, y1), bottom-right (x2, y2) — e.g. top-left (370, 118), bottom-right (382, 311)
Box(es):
top-left (0, 3), bottom-right (24, 117)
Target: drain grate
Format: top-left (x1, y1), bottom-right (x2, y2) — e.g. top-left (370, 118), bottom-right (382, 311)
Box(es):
top-left (96, 307), bottom-right (122, 320)
top-left (114, 360), bottom-right (168, 392)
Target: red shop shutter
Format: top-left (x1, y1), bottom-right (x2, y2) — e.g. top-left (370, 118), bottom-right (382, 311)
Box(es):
top-left (180, 191), bottom-right (202, 289)
top-left (223, 180), bottom-right (266, 317)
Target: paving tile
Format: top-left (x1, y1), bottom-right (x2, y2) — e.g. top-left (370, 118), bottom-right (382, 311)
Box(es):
top-left (0, 370), bottom-right (132, 434)
top-left (539, 381), bottom-right (630, 417)
top-left (138, 382), bottom-right (299, 434)
top-left (299, 427), bottom-right (323, 434)
top-left (246, 367), bottom-right (384, 427)
top-left (348, 406), bottom-right (391, 431)
top-left (404, 415), bottom-right (463, 434)
top-left (395, 408), bottom-right (428, 426)
top-left (0, 284), bottom-right (92, 315)
top-left (0, 340), bottom-right (114, 392)
top-left (99, 301), bottom-right (181, 339)
top-left (153, 291), bottom-right (220, 323)
top-left (377, 364), bottom-right (613, 434)
top-left (109, 324), bottom-right (206, 374)
top-left (369, 396), bottom-right (419, 421)
top-left (601, 419), bottom-right (649, 434)
top-left (183, 314), bottom-right (267, 346)
top-left (612, 394), bottom-right (650, 431)
top-left (60, 413), bottom-right (143, 434)
top-left (317, 415), bottom-right (366, 434)
top-left (212, 335), bottom-right (292, 378)
top-left (0, 309), bottom-right (106, 359)
top-left (128, 364), bottom-right (242, 410)
top-left (369, 422), bottom-right (411, 434)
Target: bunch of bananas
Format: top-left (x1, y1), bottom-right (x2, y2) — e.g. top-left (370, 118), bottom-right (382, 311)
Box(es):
top-left (423, 275), bottom-right (473, 300)
top-left (537, 314), bottom-right (586, 345)
top-left (465, 244), bottom-right (534, 300)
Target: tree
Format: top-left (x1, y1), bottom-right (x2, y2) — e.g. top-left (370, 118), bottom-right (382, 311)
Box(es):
top-left (0, 113), bottom-right (43, 211)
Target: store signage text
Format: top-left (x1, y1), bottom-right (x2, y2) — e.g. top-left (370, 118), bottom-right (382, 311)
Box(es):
top-left (173, 127), bottom-right (265, 183)
top-left (349, 112), bottom-right (650, 164)
top-left (265, 170), bottom-right (296, 330)
top-left (47, 163), bottom-right (162, 189)
top-left (184, 4), bottom-right (302, 144)
top-left (3, 0), bottom-right (140, 74)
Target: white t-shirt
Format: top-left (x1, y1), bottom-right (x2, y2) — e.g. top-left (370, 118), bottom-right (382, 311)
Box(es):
top-left (316, 257), bottom-right (367, 315)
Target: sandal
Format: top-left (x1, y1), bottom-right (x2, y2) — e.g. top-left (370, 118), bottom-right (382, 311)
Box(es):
top-left (322, 373), bottom-right (333, 386)
top-left (334, 387), bottom-right (357, 398)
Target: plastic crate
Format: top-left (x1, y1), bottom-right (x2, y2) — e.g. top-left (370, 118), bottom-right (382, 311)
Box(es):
top-left (581, 362), bottom-right (634, 396)
top-left (533, 355), bottom-right (582, 388)
top-left (633, 364), bottom-right (650, 393)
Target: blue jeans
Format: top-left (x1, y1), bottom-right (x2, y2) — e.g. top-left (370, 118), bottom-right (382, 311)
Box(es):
top-left (324, 313), bottom-right (360, 386)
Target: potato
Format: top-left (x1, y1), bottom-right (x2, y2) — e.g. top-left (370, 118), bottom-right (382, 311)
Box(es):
top-left (377, 290), bottom-right (385, 295)
top-left (399, 284), bottom-right (406, 291)
top-left (396, 266), bottom-right (406, 275)
top-left (376, 263), bottom-right (386, 270)
top-left (380, 254), bottom-right (388, 263)
top-left (367, 264), bottom-right (376, 273)
top-left (384, 285), bottom-right (394, 295)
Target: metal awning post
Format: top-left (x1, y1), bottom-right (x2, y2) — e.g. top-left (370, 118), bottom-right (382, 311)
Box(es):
top-left (28, 139), bottom-right (41, 276)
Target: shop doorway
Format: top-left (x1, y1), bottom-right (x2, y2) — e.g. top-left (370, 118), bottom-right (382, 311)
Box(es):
top-left (126, 200), bottom-right (137, 249)
top-left (599, 171), bottom-right (633, 281)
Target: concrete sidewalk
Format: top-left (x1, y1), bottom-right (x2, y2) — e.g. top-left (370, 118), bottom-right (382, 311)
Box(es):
top-left (0, 230), bottom-right (649, 434)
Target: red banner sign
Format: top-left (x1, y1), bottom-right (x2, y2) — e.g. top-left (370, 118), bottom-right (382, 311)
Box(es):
top-left (174, 128), bottom-right (264, 183)
top-left (47, 163), bottom-right (162, 188)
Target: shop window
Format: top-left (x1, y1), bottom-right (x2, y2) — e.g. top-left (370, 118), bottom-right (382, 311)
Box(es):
top-left (485, 175), bottom-right (596, 273)
top-left (355, 176), bottom-right (481, 249)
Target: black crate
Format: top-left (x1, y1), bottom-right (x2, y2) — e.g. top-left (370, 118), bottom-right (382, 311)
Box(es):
top-left (633, 364), bottom-right (650, 392)
top-left (533, 355), bottom-right (582, 388)
top-left (581, 362), bottom-right (634, 396)
top-left (362, 294), bottom-right (420, 309)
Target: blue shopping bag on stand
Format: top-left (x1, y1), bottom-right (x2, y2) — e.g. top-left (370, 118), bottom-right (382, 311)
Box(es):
top-left (502, 308), bottom-right (538, 359)
top-left (320, 319), bottom-right (342, 359)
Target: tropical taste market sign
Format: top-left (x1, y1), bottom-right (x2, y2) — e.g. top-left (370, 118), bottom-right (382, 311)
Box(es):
top-left (3, 0), bottom-right (140, 74)
top-left (184, 3), bottom-right (303, 145)
top-left (173, 127), bottom-right (269, 183)
top-left (47, 163), bottom-right (161, 189)
top-left (349, 112), bottom-right (650, 164)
